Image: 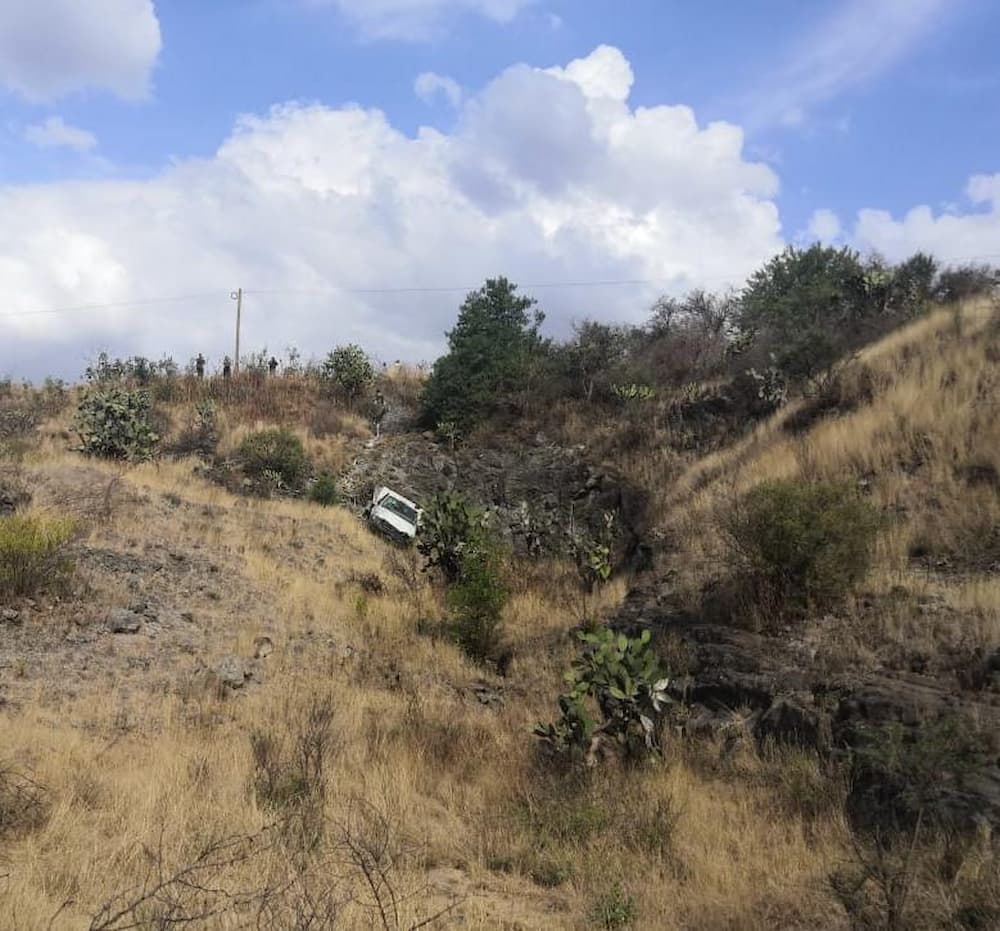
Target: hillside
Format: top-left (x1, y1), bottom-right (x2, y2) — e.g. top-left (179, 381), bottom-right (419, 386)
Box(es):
top-left (1, 297), bottom-right (999, 929)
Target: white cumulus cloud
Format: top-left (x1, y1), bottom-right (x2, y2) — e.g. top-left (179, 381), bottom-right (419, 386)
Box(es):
top-left (24, 116), bottom-right (98, 152)
top-left (414, 72), bottom-right (463, 107)
top-left (806, 208), bottom-right (842, 242)
top-left (0, 0), bottom-right (161, 101)
top-left (852, 173), bottom-right (1000, 264)
top-left (0, 46), bottom-right (784, 379)
top-left (310, 0), bottom-right (537, 40)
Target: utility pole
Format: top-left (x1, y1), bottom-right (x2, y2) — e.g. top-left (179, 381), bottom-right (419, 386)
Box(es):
top-left (230, 288), bottom-right (242, 374)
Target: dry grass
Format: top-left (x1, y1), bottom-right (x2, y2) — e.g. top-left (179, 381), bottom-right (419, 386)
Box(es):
top-left (0, 448), bottom-right (859, 929)
top-left (2, 303), bottom-right (998, 928)
top-left (657, 299), bottom-right (1000, 655)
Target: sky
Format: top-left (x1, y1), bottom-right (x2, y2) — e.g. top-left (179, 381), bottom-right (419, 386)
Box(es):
top-left (1, 0), bottom-right (998, 379)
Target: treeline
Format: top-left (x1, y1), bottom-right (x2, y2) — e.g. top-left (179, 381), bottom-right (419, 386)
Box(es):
top-left (420, 246), bottom-right (999, 432)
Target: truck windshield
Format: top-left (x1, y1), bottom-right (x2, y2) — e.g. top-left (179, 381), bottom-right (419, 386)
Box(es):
top-left (381, 495), bottom-right (418, 525)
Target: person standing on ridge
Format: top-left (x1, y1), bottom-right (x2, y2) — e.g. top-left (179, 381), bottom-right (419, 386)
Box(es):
top-left (195, 354), bottom-right (206, 379)
top-left (222, 357), bottom-right (232, 379)
top-left (268, 356), bottom-right (279, 377)
top-left (370, 390), bottom-right (388, 438)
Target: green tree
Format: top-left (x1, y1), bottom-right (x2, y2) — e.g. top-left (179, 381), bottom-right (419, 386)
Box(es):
top-left (421, 277), bottom-right (545, 429)
top-left (564, 320), bottom-right (629, 402)
top-left (321, 344), bottom-right (374, 407)
top-left (739, 245), bottom-right (869, 383)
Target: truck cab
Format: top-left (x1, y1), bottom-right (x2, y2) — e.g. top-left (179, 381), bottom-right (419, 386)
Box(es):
top-left (368, 486), bottom-right (421, 543)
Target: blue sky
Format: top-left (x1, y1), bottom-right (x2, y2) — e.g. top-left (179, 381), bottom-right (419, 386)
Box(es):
top-left (1, 0), bottom-right (998, 378)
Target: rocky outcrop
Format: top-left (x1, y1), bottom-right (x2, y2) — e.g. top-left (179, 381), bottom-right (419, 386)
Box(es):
top-left (340, 430), bottom-right (652, 568)
top-left (611, 579), bottom-right (1000, 831)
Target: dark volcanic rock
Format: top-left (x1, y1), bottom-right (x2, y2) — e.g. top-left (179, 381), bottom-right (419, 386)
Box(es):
top-left (611, 579), bottom-right (1000, 832)
top-left (340, 431), bottom-right (653, 570)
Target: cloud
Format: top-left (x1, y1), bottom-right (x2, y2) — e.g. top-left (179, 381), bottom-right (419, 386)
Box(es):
top-left (851, 173), bottom-right (1000, 263)
top-left (747, 0), bottom-right (950, 129)
top-left (24, 116), bottom-right (99, 153)
top-left (0, 0), bottom-right (160, 101)
top-left (310, 0), bottom-right (537, 40)
top-left (414, 72), bottom-right (463, 107)
top-left (0, 46), bottom-right (783, 379)
top-left (806, 208), bottom-right (842, 242)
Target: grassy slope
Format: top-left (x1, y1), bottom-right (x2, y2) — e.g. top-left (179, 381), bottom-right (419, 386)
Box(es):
top-left (1, 298), bottom-right (997, 929)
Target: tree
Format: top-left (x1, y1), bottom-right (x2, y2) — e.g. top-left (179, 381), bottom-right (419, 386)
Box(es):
top-left (564, 320), bottom-right (629, 402)
top-left (322, 344), bottom-right (374, 406)
top-left (421, 277), bottom-right (545, 429)
top-left (739, 245), bottom-right (869, 383)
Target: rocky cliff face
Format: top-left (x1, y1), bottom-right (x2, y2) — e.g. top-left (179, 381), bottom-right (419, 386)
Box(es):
top-left (611, 577), bottom-right (1000, 832)
top-left (339, 429), bottom-right (653, 569)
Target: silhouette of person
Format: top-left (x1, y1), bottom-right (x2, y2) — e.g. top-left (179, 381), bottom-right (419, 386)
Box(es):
top-left (371, 390), bottom-right (388, 437)
top-left (195, 354), bottom-right (206, 379)
top-left (268, 356), bottom-right (279, 377)
top-left (222, 357), bottom-right (232, 379)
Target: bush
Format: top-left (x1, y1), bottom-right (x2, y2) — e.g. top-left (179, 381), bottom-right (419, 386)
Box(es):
top-left (75, 387), bottom-right (159, 461)
top-left (308, 472), bottom-right (339, 507)
top-left (0, 513), bottom-right (78, 597)
top-left (238, 429), bottom-right (310, 491)
top-left (447, 536), bottom-right (508, 665)
top-left (724, 480), bottom-right (880, 616)
top-left (417, 492), bottom-right (484, 584)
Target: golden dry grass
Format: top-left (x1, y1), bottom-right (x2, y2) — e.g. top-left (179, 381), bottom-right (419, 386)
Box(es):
top-left (2, 302), bottom-right (998, 928)
top-left (0, 446), bottom-right (859, 929)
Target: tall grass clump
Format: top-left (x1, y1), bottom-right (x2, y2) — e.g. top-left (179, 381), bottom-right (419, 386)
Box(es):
top-left (0, 513), bottom-right (78, 597)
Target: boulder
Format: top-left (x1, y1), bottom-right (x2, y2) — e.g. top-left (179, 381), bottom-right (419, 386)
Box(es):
top-left (106, 608), bottom-right (142, 634)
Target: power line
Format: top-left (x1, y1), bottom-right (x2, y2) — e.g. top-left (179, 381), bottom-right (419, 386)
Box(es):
top-left (1, 251), bottom-right (999, 321)
top-left (0, 291), bottom-right (225, 319)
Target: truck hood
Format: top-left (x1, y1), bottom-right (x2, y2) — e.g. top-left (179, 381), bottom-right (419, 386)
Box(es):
top-left (371, 505), bottom-right (417, 538)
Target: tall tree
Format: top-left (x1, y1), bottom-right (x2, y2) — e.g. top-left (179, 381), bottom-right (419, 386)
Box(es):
top-left (422, 277), bottom-right (545, 429)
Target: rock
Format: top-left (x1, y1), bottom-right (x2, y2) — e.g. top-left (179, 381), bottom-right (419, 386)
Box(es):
top-left (253, 636), bottom-right (274, 660)
top-left (469, 681), bottom-right (504, 710)
top-left (107, 608), bottom-right (143, 634)
top-left (1, 608), bottom-right (20, 625)
top-left (213, 655), bottom-right (249, 689)
top-left (611, 578), bottom-right (1000, 832)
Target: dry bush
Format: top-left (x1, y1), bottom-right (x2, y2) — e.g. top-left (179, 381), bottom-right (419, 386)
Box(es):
top-left (0, 763), bottom-right (49, 840)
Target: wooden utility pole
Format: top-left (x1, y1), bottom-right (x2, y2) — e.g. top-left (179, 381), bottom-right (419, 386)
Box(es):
top-left (230, 288), bottom-right (242, 373)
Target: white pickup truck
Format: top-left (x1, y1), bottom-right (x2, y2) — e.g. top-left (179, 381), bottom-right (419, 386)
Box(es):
top-left (367, 486), bottom-right (422, 544)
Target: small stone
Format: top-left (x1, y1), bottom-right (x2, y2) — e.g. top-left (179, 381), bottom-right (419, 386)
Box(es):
top-left (214, 655), bottom-right (248, 689)
top-left (1, 608), bottom-right (20, 625)
top-left (107, 609), bottom-right (142, 634)
top-left (253, 636), bottom-right (274, 659)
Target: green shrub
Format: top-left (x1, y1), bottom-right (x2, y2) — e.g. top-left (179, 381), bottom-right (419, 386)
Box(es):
top-left (0, 514), bottom-right (78, 597)
top-left (724, 479), bottom-right (880, 616)
top-left (590, 883), bottom-right (637, 930)
top-left (308, 472), bottom-right (339, 507)
top-left (75, 387), bottom-right (159, 461)
top-left (237, 429), bottom-right (310, 491)
top-left (448, 537), bottom-right (508, 665)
